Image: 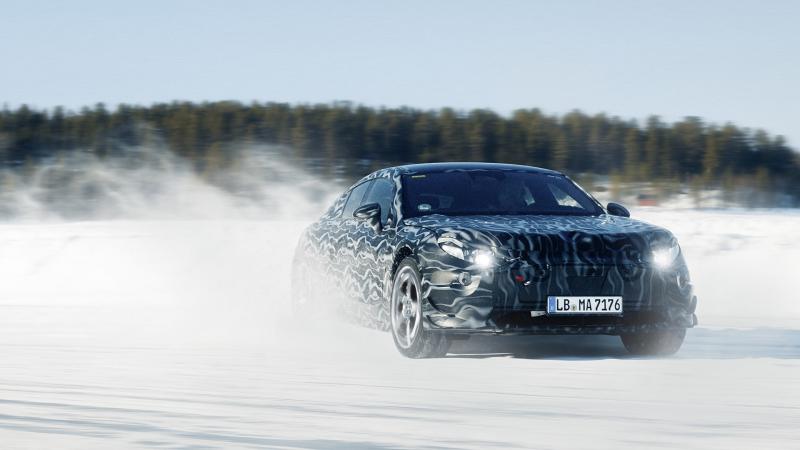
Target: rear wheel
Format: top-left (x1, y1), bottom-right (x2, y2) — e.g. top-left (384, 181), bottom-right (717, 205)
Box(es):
top-left (621, 328), bottom-right (686, 356)
top-left (390, 259), bottom-right (450, 358)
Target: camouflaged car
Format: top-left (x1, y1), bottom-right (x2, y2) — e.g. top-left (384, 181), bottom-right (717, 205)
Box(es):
top-left (291, 163), bottom-right (697, 358)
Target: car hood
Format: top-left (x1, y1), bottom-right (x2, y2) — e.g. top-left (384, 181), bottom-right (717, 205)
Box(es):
top-left (404, 214), bottom-right (674, 265)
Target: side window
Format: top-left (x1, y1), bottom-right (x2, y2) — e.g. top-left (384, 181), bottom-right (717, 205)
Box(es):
top-left (342, 181), bottom-right (372, 219)
top-left (363, 178), bottom-right (394, 225)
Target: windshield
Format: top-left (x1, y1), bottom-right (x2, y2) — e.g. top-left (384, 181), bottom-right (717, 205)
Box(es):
top-left (402, 170), bottom-right (603, 217)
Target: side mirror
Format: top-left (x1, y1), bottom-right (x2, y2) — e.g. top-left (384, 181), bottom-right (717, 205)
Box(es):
top-left (606, 202), bottom-right (630, 218)
top-left (353, 203), bottom-right (382, 232)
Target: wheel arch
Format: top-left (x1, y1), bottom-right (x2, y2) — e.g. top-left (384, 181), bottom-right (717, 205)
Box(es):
top-left (382, 245), bottom-right (416, 301)
top-left (391, 246), bottom-right (415, 278)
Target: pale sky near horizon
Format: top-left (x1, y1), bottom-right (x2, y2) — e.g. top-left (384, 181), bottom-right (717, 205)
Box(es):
top-left (2, 0), bottom-right (799, 145)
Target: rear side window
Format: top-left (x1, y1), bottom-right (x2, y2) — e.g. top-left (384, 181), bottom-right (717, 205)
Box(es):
top-left (342, 181), bottom-right (371, 218)
top-left (362, 178), bottom-right (394, 225)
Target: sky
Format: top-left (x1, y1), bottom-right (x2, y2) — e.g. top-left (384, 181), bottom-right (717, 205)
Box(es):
top-left (2, 0), bottom-right (799, 145)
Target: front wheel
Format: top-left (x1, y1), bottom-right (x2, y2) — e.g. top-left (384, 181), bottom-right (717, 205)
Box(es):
top-left (390, 259), bottom-right (449, 358)
top-left (620, 328), bottom-right (686, 356)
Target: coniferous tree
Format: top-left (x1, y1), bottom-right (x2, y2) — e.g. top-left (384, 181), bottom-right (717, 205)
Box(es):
top-left (0, 101), bottom-right (797, 205)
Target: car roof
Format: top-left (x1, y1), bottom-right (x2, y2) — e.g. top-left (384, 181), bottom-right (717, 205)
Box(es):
top-left (391, 162), bottom-right (562, 175)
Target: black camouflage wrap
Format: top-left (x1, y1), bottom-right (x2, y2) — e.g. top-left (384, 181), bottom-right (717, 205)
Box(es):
top-left (292, 163), bottom-right (697, 335)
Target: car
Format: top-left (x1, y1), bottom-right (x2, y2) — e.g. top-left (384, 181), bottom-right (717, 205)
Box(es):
top-left (291, 162), bottom-right (697, 358)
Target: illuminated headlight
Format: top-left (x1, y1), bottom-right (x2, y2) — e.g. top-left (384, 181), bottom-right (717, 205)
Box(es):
top-left (437, 237), bottom-right (498, 269)
top-left (473, 251), bottom-right (496, 269)
top-left (651, 242), bottom-right (680, 269)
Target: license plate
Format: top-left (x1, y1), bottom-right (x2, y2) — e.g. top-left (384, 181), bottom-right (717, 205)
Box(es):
top-left (547, 296), bottom-right (623, 315)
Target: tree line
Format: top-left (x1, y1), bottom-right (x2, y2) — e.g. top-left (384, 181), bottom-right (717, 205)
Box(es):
top-left (1, 101), bottom-right (798, 204)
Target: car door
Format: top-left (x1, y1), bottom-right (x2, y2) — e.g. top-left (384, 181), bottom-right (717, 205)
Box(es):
top-left (355, 177), bottom-right (397, 315)
top-left (338, 180), bottom-right (374, 300)
top-left (314, 191), bottom-right (349, 267)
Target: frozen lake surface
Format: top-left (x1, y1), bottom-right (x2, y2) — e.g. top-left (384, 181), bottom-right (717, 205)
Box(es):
top-left (1, 209), bottom-right (798, 449)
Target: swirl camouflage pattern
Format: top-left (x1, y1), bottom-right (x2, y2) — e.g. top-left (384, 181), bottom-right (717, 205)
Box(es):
top-left (292, 163), bottom-right (697, 358)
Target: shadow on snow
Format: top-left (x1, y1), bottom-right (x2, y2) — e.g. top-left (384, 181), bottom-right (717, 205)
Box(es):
top-left (445, 327), bottom-right (800, 360)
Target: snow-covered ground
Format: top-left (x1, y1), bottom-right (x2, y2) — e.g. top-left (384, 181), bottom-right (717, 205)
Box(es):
top-left (1, 209), bottom-right (799, 449)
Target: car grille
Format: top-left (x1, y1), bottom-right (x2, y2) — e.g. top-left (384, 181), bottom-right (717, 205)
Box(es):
top-left (507, 263), bottom-right (648, 310)
top-left (565, 274), bottom-right (605, 295)
top-left (517, 264), bottom-right (611, 298)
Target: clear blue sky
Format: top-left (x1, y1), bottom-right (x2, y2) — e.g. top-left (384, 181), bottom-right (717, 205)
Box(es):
top-left (2, 0), bottom-right (798, 145)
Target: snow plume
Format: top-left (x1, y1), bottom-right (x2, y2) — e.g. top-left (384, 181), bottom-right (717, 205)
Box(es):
top-left (0, 143), bottom-right (345, 345)
top-left (0, 144), bottom-right (341, 221)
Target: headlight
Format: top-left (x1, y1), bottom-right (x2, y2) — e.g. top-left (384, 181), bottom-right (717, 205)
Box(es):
top-left (472, 251), bottom-right (495, 269)
top-left (651, 241), bottom-right (680, 269)
top-left (437, 236), bottom-right (498, 269)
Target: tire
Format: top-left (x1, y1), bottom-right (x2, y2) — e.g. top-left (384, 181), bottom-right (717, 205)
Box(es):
top-left (390, 258), bottom-right (450, 358)
top-left (620, 328), bottom-right (686, 356)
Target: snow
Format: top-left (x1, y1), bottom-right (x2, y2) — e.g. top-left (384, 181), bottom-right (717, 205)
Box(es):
top-left (1, 210), bottom-right (799, 449)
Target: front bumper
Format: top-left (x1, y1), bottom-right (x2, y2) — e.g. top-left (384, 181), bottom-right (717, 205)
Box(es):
top-left (420, 261), bottom-right (697, 335)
